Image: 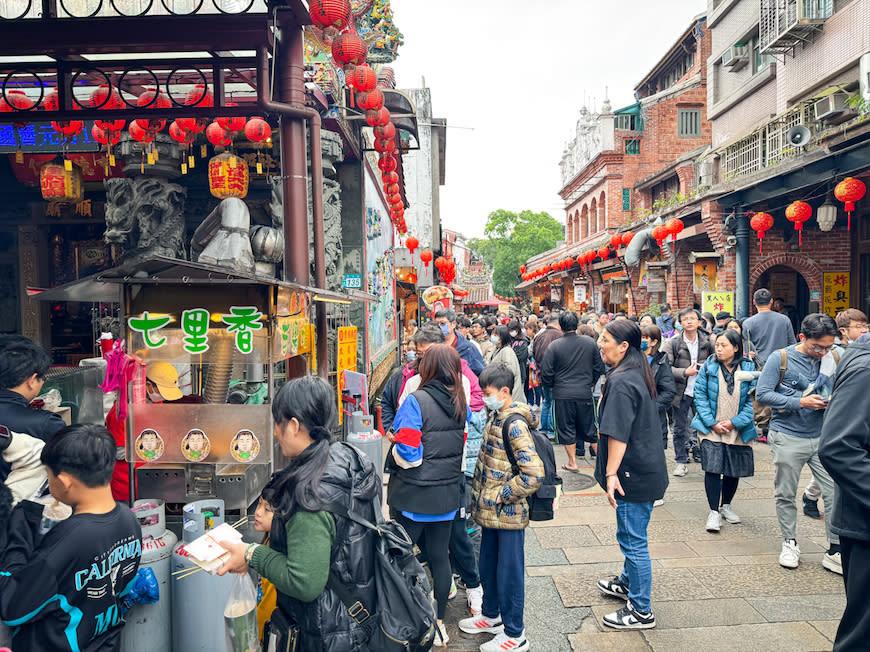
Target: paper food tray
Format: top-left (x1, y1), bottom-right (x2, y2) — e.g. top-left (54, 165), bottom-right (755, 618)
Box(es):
top-left (184, 522), bottom-right (244, 573)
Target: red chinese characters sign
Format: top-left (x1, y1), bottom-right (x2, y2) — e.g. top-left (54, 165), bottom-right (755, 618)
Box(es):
top-left (822, 272), bottom-right (850, 318)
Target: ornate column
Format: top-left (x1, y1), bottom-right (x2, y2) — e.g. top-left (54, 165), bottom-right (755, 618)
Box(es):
top-left (18, 224), bottom-right (50, 347)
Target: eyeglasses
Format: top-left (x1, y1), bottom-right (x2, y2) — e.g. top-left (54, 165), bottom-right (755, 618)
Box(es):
top-left (806, 343), bottom-right (834, 354)
top-left (848, 323), bottom-right (869, 332)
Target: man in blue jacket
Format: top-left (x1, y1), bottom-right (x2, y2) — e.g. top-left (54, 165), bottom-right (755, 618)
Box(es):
top-left (434, 309), bottom-right (485, 376)
top-left (820, 332), bottom-right (870, 651)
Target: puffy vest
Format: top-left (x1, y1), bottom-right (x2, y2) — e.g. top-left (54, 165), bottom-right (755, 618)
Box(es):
top-left (387, 389), bottom-right (465, 515)
top-left (270, 443), bottom-right (381, 652)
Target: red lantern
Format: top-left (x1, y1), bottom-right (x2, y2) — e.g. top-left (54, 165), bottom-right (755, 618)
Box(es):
top-left (406, 236), bottom-right (419, 254)
top-left (378, 155), bottom-right (397, 172)
top-left (178, 84), bottom-right (213, 134)
top-left (217, 103), bottom-right (247, 133)
top-left (543, 265), bottom-right (551, 274)
top-left (382, 170), bottom-right (399, 185)
top-left (750, 212), bottom-right (774, 253)
top-left (835, 177), bottom-right (866, 230)
top-left (576, 255), bottom-right (584, 267)
top-left (135, 88), bottom-right (169, 133)
top-left (785, 200), bottom-right (812, 246)
top-left (244, 118), bottom-right (271, 144)
top-left (332, 31), bottom-right (367, 66)
top-left (42, 88), bottom-right (58, 112)
top-left (666, 218), bottom-right (684, 253)
top-left (520, 265), bottom-right (526, 274)
top-left (597, 245), bottom-right (610, 260)
top-left (651, 225), bottom-right (668, 253)
top-left (374, 138), bottom-right (395, 154)
top-left (206, 121), bottom-right (233, 147)
top-left (358, 89), bottom-right (385, 111)
top-left (385, 183), bottom-right (400, 195)
top-left (308, 0), bottom-right (350, 30)
top-left (374, 122), bottom-right (396, 140)
top-left (91, 124), bottom-right (120, 146)
top-left (169, 121), bottom-right (195, 145)
top-left (610, 233), bottom-right (622, 249)
top-left (408, 272), bottom-right (418, 284)
top-left (128, 120), bottom-right (153, 143)
top-left (435, 256), bottom-right (447, 270)
top-left (0, 89), bottom-right (35, 124)
top-left (51, 120), bottom-right (84, 139)
top-left (366, 107), bottom-right (391, 127)
top-left (351, 64), bottom-right (377, 92)
top-left (621, 231), bottom-right (635, 247)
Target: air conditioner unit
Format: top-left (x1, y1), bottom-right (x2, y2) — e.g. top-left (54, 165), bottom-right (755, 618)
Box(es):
top-left (814, 93), bottom-right (853, 123)
top-left (722, 46), bottom-right (748, 71)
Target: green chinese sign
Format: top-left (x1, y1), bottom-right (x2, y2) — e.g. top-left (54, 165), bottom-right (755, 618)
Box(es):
top-left (128, 306), bottom-right (265, 355)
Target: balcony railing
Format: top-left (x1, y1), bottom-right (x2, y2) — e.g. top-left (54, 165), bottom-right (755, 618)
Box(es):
top-left (720, 102), bottom-right (817, 182)
top-left (759, 0), bottom-right (831, 55)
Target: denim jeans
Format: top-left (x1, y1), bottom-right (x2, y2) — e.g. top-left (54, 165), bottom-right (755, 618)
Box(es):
top-left (479, 528), bottom-right (526, 638)
top-left (541, 386), bottom-right (554, 434)
top-left (525, 385), bottom-right (542, 407)
top-left (768, 429), bottom-right (839, 545)
top-left (615, 498), bottom-right (654, 613)
top-left (671, 394), bottom-right (695, 463)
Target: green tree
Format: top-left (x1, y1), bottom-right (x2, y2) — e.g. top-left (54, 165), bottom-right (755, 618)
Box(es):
top-left (468, 209), bottom-right (564, 297)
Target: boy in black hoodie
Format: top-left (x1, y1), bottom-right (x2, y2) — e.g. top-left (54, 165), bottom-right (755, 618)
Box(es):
top-left (0, 424), bottom-right (141, 652)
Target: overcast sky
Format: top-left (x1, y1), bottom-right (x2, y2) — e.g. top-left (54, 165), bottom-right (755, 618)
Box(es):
top-left (390, 0), bottom-right (707, 239)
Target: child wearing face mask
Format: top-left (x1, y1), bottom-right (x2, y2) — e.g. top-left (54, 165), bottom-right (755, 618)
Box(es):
top-left (460, 363), bottom-right (543, 652)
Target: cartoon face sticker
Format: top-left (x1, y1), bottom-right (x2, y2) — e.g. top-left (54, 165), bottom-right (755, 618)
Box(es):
top-left (181, 429), bottom-right (211, 462)
top-left (230, 429), bottom-right (260, 462)
top-left (135, 429), bottom-right (164, 462)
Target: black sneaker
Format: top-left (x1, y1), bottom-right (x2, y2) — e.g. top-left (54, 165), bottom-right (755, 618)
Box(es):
top-left (602, 604), bottom-right (656, 630)
top-left (803, 494), bottom-right (821, 519)
top-left (597, 576), bottom-right (629, 600)
top-left (691, 445), bottom-right (702, 463)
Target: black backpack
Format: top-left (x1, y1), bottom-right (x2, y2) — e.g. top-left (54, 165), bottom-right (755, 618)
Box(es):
top-left (500, 414), bottom-right (562, 521)
top-left (325, 497), bottom-right (437, 651)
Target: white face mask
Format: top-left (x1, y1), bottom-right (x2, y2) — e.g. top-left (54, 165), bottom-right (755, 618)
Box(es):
top-left (509, 331), bottom-right (518, 338)
top-left (148, 391), bottom-right (164, 403)
top-left (483, 395), bottom-right (505, 411)
top-left (490, 335), bottom-right (500, 345)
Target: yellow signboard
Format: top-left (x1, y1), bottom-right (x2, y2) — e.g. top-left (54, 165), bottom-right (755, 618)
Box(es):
top-left (336, 326), bottom-right (358, 424)
top-left (702, 291), bottom-right (734, 316)
top-left (693, 261), bottom-right (718, 293)
top-left (822, 272), bottom-right (850, 319)
top-left (274, 316), bottom-right (311, 359)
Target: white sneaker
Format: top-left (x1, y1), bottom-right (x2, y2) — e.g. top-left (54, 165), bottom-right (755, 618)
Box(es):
top-left (433, 621), bottom-right (449, 647)
top-left (779, 539), bottom-right (801, 569)
top-left (459, 613), bottom-right (504, 635)
top-left (653, 499), bottom-right (664, 507)
top-left (466, 584), bottom-right (484, 615)
top-left (823, 551), bottom-right (843, 575)
top-left (673, 463), bottom-right (688, 477)
top-left (448, 577), bottom-right (458, 600)
top-left (705, 510), bottom-right (722, 532)
top-left (719, 504), bottom-right (741, 524)
top-left (480, 630), bottom-right (530, 652)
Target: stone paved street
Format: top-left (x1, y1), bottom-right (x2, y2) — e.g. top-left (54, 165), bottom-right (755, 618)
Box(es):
top-left (442, 441), bottom-right (846, 651)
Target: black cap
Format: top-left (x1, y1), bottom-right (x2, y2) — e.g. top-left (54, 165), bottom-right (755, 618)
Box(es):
top-left (716, 311), bottom-right (731, 321)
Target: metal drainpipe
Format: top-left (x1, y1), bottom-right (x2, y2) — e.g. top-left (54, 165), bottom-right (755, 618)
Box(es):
top-left (734, 208), bottom-right (750, 319)
top-left (257, 31), bottom-right (328, 379)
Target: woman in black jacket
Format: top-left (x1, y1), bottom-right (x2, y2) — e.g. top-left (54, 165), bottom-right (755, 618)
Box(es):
top-left (508, 319), bottom-right (529, 389)
top-left (642, 326), bottom-right (676, 450)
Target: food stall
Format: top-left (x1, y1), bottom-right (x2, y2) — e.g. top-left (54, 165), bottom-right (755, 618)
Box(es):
top-left (33, 255), bottom-right (346, 525)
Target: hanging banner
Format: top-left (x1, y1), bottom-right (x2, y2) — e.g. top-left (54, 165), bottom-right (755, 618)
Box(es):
top-left (822, 272), bottom-right (850, 318)
top-left (336, 326), bottom-right (359, 425)
top-left (702, 291), bottom-right (734, 316)
top-left (693, 261), bottom-right (719, 293)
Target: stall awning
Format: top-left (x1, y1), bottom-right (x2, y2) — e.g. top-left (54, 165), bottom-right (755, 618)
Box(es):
top-left (29, 255), bottom-right (351, 304)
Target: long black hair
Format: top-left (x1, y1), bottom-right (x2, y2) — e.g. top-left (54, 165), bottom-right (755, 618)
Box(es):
top-left (494, 325), bottom-right (512, 348)
top-left (605, 320), bottom-right (657, 398)
top-left (269, 375), bottom-right (336, 518)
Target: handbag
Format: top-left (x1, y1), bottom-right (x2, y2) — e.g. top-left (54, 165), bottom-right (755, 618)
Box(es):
top-left (263, 607), bottom-right (301, 652)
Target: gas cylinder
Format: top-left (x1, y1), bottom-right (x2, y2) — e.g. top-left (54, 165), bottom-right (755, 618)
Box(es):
top-left (171, 499), bottom-right (237, 651)
top-left (120, 500), bottom-right (177, 652)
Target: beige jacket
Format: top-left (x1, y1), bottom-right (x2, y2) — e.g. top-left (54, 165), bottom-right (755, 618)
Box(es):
top-left (3, 430), bottom-right (47, 505)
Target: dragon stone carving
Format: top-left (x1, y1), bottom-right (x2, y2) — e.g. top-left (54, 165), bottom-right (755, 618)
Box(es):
top-left (103, 177), bottom-right (187, 260)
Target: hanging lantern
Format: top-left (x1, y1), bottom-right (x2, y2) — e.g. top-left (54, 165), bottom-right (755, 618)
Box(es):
top-left (245, 118), bottom-right (271, 144)
top-left (785, 200), bottom-right (812, 246)
top-left (610, 233), bottom-right (622, 249)
top-left (206, 121), bottom-right (233, 147)
top-left (816, 198), bottom-right (837, 232)
top-left (405, 236), bottom-right (419, 254)
top-left (385, 183), bottom-right (400, 196)
top-left (366, 107), bottom-right (391, 127)
top-left (178, 84), bottom-right (213, 134)
top-left (597, 245), bottom-right (610, 260)
top-left (331, 31), bottom-right (367, 66)
top-left (750, 211), bottom-right (774, 252)
top-left (378, 154), bottom-right (397, 172)
top-left (374, 138), bottom-right (395, 154)
top-left (834, 177), bottom-right (866, 230)
top-left (651, 225), bottom-right (668, 253)
top-left (128, 120), bottom-right (153, 143)
top-left (382, 170), bottom-right (399, 185)
top-left (51, 120), bottom-right (84, 139)
top-left (351, 64), bottom-right (377, 92)
top-left (208, 152), bottom-right (249, 199)
top-left (621, 231), bottom-right (635, 247)
top-left (308, 0), bottom-right (350, 30)
top-left (216, 103), bottom-right (247, 134)
top-left (666, 218), bottom-right (684, 253)
top-left (135, 88), bottom-right (170, 133)
top-left (169, 121), bottom-right (194, 145)
top-left (408, 272), bottom-right (418, 284)
top-left (520, 264), bottom-right (527, 274)
top-left (91, 124), bottom-right (121, 146)
top-left (434, 256), bottom-right (447, 271)
top-left (374, 122), bottom-right (396, 140)
top-left (89, 85), bottom-right (123, 111)
top-left (0, 89), bottom-right (35, 122)
top-left (357, 89), bottom-right (385, 111)
top-left (40, 159), bottom-right (83, 202)
top-left (42, 88), bottom-right (58, 111)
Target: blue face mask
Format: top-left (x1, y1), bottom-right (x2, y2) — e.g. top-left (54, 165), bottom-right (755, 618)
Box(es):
top-left (640, 341), bottom-right (649, 351)
top-left (483, 395), bottom-right (505, 412)
top-left (439, 324), bottom-right (450, 337)
top-left (406, 351), bottom-right (416, 361)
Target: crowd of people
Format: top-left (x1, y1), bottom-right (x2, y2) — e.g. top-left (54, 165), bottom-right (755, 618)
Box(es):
top-left (1, 288), bottom-right (869, 651)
